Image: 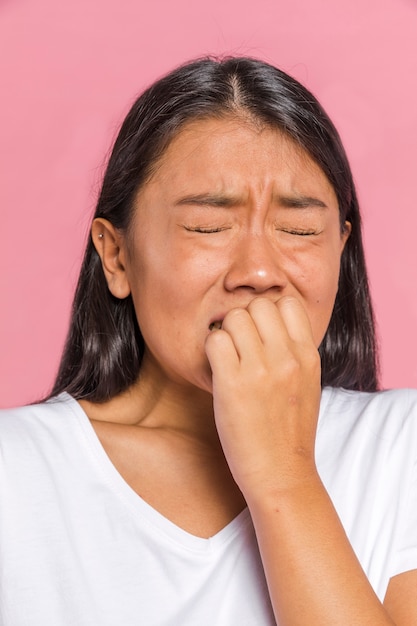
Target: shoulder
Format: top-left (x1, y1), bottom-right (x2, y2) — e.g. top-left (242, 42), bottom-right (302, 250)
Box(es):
top-left (0, 393), bottom-right (79, 421)
top-left (0, 393), bottom-right (82, 446)
top-left (0, 394), bottom-right (94, 491)
top-left (317, 387), bottom-right (417, 478)
top-left (319, 387), bottom-right (417, 434)
top-left (321, 386), bottom-right (417, 410)
top-left (317, 388), bottom-right (417, 598)
top-left (317, 386), bottom-right (417, 490)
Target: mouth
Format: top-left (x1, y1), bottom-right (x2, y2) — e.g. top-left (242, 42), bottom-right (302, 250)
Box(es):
top-left (209, 320), bottom-right (223, 331)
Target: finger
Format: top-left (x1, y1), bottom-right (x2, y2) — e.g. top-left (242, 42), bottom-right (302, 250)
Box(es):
top-left (275, 296), bottom-right (315, 345)
top-left (205, 327), bottom-right (240, 377)
top-left (219, 307), bottom-right (264, 361)
top-left (245, 297), bottom-right (288, 348)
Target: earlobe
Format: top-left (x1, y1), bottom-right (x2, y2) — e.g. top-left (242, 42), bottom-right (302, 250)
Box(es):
top-left (91, 218), bottom-right (131, 299)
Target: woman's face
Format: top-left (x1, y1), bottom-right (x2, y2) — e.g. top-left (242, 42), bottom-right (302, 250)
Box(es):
top-left (121, 117), bottom-right (350, 392)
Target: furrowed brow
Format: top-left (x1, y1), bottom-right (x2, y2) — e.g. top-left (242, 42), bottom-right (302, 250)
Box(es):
top-left (174, 193), bottom-right (239, 208)
top-left (277, 194), bottom-right (328, 209)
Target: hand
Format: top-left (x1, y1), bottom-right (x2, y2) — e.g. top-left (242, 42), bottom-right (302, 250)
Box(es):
top-left (205, 296), bottom-right (322, 499)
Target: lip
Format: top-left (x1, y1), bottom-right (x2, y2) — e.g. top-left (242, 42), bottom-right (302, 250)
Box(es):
top-left (207, 303), bottom-right (251, 331)
top-left (208, 312), bottom-right (228, 331)
top-left (209, 320), bottom-right (223, 331)
top-left (208, 299), bottom-right (274, 332)
top-left (208, 299), bottom-right (281, 331)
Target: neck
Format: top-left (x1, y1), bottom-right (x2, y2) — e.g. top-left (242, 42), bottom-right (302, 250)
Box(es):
top-left (79, 355), bottom-right (220, 447)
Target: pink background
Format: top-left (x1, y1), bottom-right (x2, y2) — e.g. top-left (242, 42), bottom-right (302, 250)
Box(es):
top-left (1, 0), bottom-right (416, 407)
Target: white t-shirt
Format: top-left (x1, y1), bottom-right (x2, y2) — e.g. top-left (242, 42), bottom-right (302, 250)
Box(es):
top-left (0, 388), bottom-right (416, 625)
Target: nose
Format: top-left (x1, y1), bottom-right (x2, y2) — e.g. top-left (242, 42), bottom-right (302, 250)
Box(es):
top-left (223, 231), bottom-right (287, 294)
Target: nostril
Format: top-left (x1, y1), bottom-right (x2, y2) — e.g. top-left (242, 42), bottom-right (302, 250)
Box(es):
top-left (223, 254), bottom-right (287, 294)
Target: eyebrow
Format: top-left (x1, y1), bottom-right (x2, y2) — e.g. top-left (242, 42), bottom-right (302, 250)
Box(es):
top-left (174, 193), bottom-right (240, 208)
top-left (277, 195), bottom-right (328, 209)
top-left (174, 193), bottom-right (328, 209)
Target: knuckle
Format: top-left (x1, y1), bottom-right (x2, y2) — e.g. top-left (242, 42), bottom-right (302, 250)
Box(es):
top-left (283, 355), bottom-right (302, 378)
top-left (248, 297), bottom-right (274, 314)
top-left (276, 295), bottom-right (299, 311)
top-left (224, 307), bottom-right (247, 323)
top-left (305, 347), bottom-right (321, 370)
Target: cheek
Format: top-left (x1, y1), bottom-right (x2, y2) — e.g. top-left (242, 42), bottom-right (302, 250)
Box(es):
top-left (292, 251), bottom-right (342, 343)
top-left (126, 238), bottom-right (216, 337)
top-left (310, 271), bottom-right (341, 345)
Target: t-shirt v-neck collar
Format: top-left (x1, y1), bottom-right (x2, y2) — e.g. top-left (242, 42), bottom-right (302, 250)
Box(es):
top-left (60, 392), bottom-right (253, 554)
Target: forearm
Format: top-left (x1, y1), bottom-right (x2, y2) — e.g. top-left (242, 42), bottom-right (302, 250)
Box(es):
top-left (205, 298), bottom-right (397, 623)
top-left (246, 473), bottom-right (396, 626)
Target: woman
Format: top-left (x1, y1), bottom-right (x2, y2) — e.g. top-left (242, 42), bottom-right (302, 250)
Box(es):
top-left (0, 57), bottom-right (416, 625)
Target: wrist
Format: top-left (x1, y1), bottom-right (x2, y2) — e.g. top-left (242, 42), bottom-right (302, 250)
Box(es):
top-left (239, 459), bottom-right (322, 509)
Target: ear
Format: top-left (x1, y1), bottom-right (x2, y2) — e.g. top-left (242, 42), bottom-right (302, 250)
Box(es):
top-left (341, 220), bottom-right (352, 251)
top-left (91, 218), bottom-right (131, 299)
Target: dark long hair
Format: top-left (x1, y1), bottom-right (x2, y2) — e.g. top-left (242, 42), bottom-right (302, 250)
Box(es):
top-left (50, 56), bottom-right (379, 401)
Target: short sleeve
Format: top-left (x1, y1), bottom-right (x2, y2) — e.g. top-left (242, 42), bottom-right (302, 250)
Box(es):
top-left (390, 452), bottom-right (417, 577)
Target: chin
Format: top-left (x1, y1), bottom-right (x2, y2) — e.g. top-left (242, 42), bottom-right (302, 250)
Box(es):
top-left (188, 366), bottom-right (214, 396)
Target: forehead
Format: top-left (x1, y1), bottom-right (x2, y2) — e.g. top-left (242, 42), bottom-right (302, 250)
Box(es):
top-left (139, 116), bottom-right (337, 205)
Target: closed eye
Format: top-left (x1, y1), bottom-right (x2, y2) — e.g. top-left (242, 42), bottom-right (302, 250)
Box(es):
top-left (278, 227), bottom-right (321, 236)
top-left (183, 225), bottom-right (230, 234)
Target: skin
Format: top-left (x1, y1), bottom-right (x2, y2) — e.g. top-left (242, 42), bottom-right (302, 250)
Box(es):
top-left (85, 117), bottom-right (417, 625)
